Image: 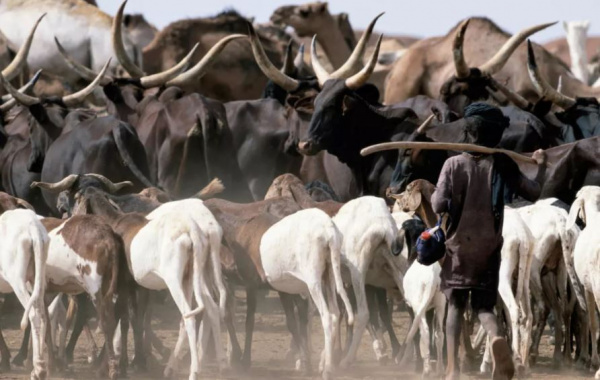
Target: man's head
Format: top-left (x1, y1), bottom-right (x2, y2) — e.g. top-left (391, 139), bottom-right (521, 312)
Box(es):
top-left (461, 102), bottom-right (509, 148)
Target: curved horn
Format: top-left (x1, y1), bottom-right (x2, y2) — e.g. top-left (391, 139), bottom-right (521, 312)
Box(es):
top-left (2, 13), bottom-right (45, 81)
top-left (61, 60), bottom-right (111, 107)
top-left (139, 43), bottom-right (198, 88)
top-left (311, 35), bottom-right (332, 87)
top-left (245, 22), bottom-right (299, 92)
top-left (0, 73), bottom-right (40, 106)
top-left (526, 40), bottom-right (575, 109)
top-left (453, 19), bottom-right (471, 79)
top-left (31, 174), bottom-right (79, 193)
top-left (415, 114), bottom-right (436, 134)
top-left (55, 37), bottom-right (112, 85)
top-left (329, 12), bottom-right (384, 80)
top-left (281, 39), bottom-right (295, 75)
top-left (167, 34), bottom-right (245, 88)
top-left (86, 174), bottom-right (133, 193)
top-left (479, 21), bottom-right (556, 75)
top-left (487, 77), bottom-right (530, 109)
top-left (1, 69), bottom-right (42, 103)
top-left (112, 0), bottom-right (145, 77)
top-left (345, 34), bottom-right (382, 90)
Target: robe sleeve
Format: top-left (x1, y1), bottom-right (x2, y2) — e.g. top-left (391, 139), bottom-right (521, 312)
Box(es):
top-left (432, 159), bottom-right (452, 214)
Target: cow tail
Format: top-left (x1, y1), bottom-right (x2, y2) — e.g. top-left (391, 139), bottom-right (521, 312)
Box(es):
top-left (561, 225), bottom-right (587, 311)
top-left (184, 223), bottom-right (207, 319)
top-left (112, 126), bottom-right (154, 188)
top-left (105, 236), bottom-right (121, 305)
top-left (328, 224), bottom-right (354, 326)
top-left (21, 224), bottom-right (48, 330)
top-left (209, 229), bottom-right (227, 317)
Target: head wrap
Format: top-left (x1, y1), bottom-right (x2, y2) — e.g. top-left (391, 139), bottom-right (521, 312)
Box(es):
top-left (461, 102), bottom-right (510, 148)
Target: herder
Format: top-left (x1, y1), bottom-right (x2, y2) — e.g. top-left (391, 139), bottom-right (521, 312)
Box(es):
top-left (431, 103), bottom-right (546, 380)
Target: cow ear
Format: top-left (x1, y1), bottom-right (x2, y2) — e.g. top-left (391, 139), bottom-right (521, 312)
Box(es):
top-left (406, 190), bottom-right (422, 212)
top-left (315, 3), bottom-right (328, 13)
top-left (567, 197), bottom-right (585, 229)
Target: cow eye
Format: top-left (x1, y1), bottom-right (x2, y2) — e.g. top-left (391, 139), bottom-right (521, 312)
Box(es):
top-left (299, 9), bottom-right (310, 17)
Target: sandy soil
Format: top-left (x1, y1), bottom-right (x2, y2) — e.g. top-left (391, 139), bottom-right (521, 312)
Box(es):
top-left (0, 291), bottom-right (593, 380)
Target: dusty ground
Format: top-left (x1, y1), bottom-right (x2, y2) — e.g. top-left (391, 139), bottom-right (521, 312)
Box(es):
top-left (0, 291), bottom-right (594, 380)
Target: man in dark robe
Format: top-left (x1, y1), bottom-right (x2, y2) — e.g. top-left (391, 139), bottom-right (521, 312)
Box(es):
top-left (431, 103), bottom-right (546, 380)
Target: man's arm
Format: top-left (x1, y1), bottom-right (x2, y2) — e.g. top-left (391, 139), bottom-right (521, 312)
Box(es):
top-left (431, 159), bottom-right (452, 214)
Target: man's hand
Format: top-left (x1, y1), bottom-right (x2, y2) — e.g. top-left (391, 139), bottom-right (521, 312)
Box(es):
top-left (532, 149), bottom-right (546, 166)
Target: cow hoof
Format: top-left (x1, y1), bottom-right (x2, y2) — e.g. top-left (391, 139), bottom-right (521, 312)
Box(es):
top-left (575, 358), bottom-right (589, 370)
top-left (480, 361), bottom-right (491, 374)
top-left (30, 369), bottom-right (47, 380)
top-left (12, 354), bottom-right (26, 367)
top-left (321, 369), bottom-right (333, 380)
top-left (163, 366), bottom-right (174, 378)
top-left (0, 359), bottom-right (10, 372)
top-left (515, 363), bottom-right (527, 377)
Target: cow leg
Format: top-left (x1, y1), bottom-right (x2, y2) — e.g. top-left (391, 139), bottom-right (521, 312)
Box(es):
top-left (376, 288), bottom-right (401, 360)
top-left (365, 286), bottom-right (387, 363)
top-left (224, 286), bottom-right (243, 367)
top-left (557, 262), bottom-right (573, 364)
top-left (497, 258), bottom-right (523, 371)
top-left (586, 290), bottom-right (600, 370)
top-left (542, 272), bottom-right (564, 367)
top-left (12, 324), bottom-right (30, 367)
top-left (280, 292), bottom-right (309, 373)
top-left (340, 267), bottom-right (369, 368)
top-left (94, 293), bottom-right (117, 380)
top-left (325, 267), bottom-right (342, 368)
top-left (130, 286), bottom-right (148, 371)
top-left (114, 284), bottom-right (130, 374)
top-left (241, 287), bottom-right (257, 368)
top-left (0, 323), bottom-right (10, 371)
top-left (307, 281), bottom-right (334, 380)
top-left (528, 258), bottom-right (546, 366)
top-left (163, 276), bottom-right (200, 380)
top-left (575, 303), bottom-right (590, 369)
top-left (65, 294), bottom-right (91, 364)
top-left (434, 293), bottom-right (446, 375)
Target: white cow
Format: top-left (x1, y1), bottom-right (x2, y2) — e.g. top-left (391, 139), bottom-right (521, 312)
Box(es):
top-left (567, 186), bottom-right (600, 378)
top-left (517, 199), bottom-right (582, 366)
top-left (260, 208), bottom-right (354, 380)
top-left (332, 196), bottom-right (403, 367)
top-left (0, 209), bottom-right (48, 380)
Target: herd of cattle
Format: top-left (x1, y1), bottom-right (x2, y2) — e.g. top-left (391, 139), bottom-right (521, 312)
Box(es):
top-left (0, 0), bottom-right (599, 379)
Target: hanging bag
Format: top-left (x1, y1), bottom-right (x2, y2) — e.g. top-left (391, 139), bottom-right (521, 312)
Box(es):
top-left (415, 214), bottom-right (448, 266)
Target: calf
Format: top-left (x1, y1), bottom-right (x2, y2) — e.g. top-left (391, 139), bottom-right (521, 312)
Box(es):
top-left (260, 208), bottom-right (354, 380)
top-left (392, 212), bottom-right (445, 377)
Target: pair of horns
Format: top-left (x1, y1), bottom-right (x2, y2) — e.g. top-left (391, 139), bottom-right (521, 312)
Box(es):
top-left (526, 40), bottom-right (576, 109)
top-left (312, 13), bottom-right (384, 89)
top-left (0, 60), bottom-right (110, 107)
top-left (248, 13), bottom-right (383, 91)
top-left (110, 0), bottom-right (244, 88)
top-left (31, 174), bottom-right (132, 194)
top-left (453, 19), bottom-right (556, 79)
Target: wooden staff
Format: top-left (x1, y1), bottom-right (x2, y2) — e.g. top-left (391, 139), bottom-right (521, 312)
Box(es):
top-left (360, 141), bottom-right (538, 165)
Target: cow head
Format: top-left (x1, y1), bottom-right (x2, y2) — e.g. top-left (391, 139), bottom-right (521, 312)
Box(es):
top-left (297, 13), bottom-right (385, 156)
top-left (31, 173), bottom-right (132, 217)
top-left (0, 65), bottom-right (108, 172)
top-left (439, 19), bottom-right (555, 114)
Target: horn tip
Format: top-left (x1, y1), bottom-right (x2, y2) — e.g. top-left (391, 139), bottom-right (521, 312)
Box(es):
top-left (31, 69), bottom-right (42, 82)
top-left (526, 40), bottom-right (536, 68)
top-left (30, 182), bottom-right (39, 189)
